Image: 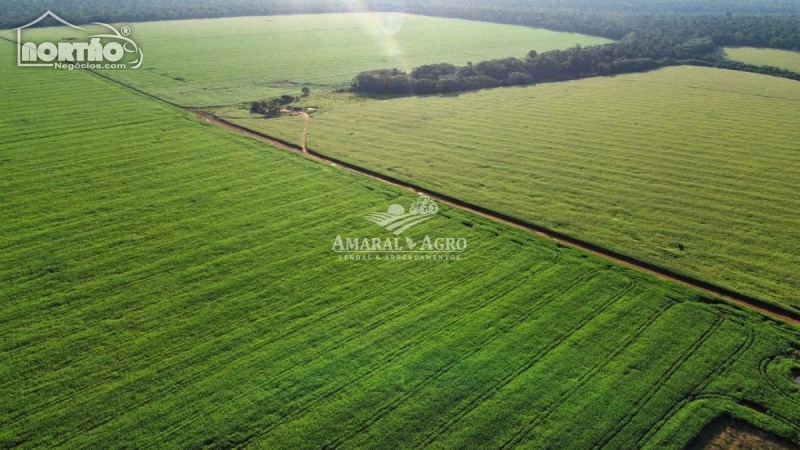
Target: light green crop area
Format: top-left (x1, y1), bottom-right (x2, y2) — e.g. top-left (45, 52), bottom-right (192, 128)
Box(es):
top-left (213, 106), bottom-right (306, 146)
top-left (3, 42), bottom-right (800, 448)
top-left (724, 47), bottom-right (800, 73)
top-left (307, 66), bottom-right (800, 310)
top-left (2, 13), bottom-right (611, 107)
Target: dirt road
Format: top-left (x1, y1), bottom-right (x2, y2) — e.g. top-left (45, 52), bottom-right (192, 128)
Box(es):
top-left (301, 111), bottom-right (309, 154)
top-left (194, 112), bottom-right (303, 154)
top-left (200, 111), bottom-right (800, 328)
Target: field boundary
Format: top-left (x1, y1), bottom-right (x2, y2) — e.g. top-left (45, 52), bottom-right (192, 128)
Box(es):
top-left (190, 114), bottom-right (800, 328)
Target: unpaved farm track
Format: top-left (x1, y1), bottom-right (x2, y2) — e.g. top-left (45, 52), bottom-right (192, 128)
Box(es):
top-left (193, 111), bottom-right (310, 153)
top-left (73, 66), bottom-right (800, 328)
top-left (194, 112), bottom-right (303, 154)
top-left (196, 113), bottom-right (800, 328)
top-left (301, 111), bottom-right (310, 153)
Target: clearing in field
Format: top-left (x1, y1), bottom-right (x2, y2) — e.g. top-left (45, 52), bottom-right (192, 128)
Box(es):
top-left (2, 41), bottom-right (800, 449)
top-left (208, 92), bottom-right (369, 148)
top-left (723, 47), bottom-right (800, 73)
top-left (210, 106), bottom-right (306, 147)
top-left (690, 417), bottom-right (800, 450)
top-left (305, 66), bottom-right (800, 311)
top-left (1, 13), bottom-right (611, 107)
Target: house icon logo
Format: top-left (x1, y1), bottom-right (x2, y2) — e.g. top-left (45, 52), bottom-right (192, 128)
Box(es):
top-left (16, 11), bottom-right (143, 69)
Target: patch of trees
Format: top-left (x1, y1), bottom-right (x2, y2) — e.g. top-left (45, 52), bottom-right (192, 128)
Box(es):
top-left (250, 94), bottom-right (297, 117)
top-left (250, 103), bottom-right (280, 117)
top-left (351, 37), bottom-right (699, 95)
top-left (249, 85), bottom-right (314, 116)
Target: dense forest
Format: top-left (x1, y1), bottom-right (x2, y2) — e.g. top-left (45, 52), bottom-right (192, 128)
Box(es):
top-left (435, 0), bottom-right (800, 14)
top-left (3, 1), bottom-right (799, 51)
top-left (0, 0), bottom-right (357, 29)
top-left (3, 0), bottom-right (800, 39)
top-left (405, 4), bottom-right (800, 50)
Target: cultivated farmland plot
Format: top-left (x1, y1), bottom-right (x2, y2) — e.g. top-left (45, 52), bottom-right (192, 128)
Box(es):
top-left (1, 39), bottom-right (800, 449)
top-left (62, 13), bottom-right (800, 314)
top-left (724, 47), bottom-right (800, 73)
top-left (306, 66), bottom-right (800, 311)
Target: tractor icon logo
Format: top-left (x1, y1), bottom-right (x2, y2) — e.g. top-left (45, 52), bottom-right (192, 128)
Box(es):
top-left (366, 195), bottom-right (439, 235)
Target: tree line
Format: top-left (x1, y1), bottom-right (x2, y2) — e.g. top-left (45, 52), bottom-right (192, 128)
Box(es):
top-left (351, 36), bottom-right (800, 96)
top-left (3, 0), bottom-right (800, 52)
top-left (0, 0), bottom-right (361, 30)
top-left (399, 2), bottom-right (800, 51)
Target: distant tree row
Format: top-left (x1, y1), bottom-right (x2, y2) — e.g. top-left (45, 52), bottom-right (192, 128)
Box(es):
top-left (3, 0), bottom-right (800, 53)
top-left (250, 87), bottom-right (311, 117)
top-left (351, 36), bottom-right (800, 96)
top-left (0, 0), bottom-right (360, 29)
top-left (429, 0), bottom-right (800, 15)
top-left (401, 2), bottom-right (800, 51)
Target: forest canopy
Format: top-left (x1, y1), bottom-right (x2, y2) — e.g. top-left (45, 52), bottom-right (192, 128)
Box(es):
top-left (2, 1), bottom-right (798, 52)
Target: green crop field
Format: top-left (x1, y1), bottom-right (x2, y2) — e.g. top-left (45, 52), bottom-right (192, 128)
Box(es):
top-left (2, 13), bottom-right (611, 107)
top-left (305, 66), bottom-right (800, 311)
top-left (724, 47), bottom-right (800, 73)
top-left (3, 42), bottom-right (800, 449)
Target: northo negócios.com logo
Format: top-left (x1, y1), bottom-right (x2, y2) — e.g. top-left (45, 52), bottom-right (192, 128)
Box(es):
top-left (16, 11), bottom-right (143, 70)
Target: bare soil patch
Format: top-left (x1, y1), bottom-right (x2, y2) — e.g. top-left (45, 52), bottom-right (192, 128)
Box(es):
top-left (689, 417), bottom-right (798, 450)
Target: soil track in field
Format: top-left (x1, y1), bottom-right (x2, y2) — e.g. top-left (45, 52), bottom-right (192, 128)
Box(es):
top-left (194, 111), bottom-right (800, 329)
top-left (74, 64), bottom-right (800, 328)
